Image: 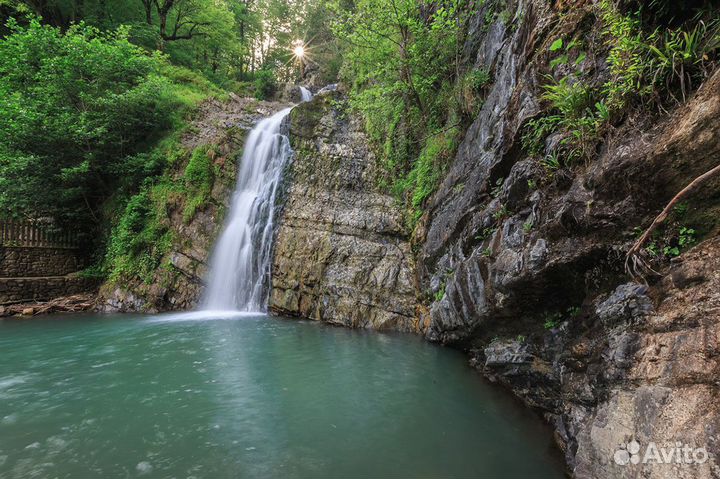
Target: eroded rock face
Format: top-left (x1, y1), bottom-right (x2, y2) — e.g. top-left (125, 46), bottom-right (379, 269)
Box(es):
top-left (572, 238), bottom-right (720, 478)
top-left (269, 92), bottom-right (417, 331)
top-left (416, 1), bottom-right (720, 475)
top-left (266, 1), bottom-right (720, 476)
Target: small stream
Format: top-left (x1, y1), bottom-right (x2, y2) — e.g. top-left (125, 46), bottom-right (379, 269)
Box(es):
top-left (0, 313), bottom-right (565, 478)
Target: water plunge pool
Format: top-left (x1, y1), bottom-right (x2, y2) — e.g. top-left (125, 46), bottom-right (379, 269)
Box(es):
top-left (0, 313), bottom-right (565, 478)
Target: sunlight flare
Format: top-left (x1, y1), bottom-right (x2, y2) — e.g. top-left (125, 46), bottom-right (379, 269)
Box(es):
top-left (293, 44), bottom-right (305, 59)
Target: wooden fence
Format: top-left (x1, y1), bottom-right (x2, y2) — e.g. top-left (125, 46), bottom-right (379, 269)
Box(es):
top-left (0, 220), bottom-right (81, 249)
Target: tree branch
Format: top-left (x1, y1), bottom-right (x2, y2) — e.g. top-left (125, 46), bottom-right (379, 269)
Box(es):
top-left (625, 162), bottom-right (720, 278)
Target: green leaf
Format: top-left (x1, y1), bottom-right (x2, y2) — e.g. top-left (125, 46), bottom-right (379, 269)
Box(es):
top-left (550, 54), bottom-right (568, 69)
top-left (550, 38), bottom-right (563, 52)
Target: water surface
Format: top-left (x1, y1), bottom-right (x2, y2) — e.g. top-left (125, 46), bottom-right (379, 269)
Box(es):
top-left (0, 313), bottom-right (565, 478)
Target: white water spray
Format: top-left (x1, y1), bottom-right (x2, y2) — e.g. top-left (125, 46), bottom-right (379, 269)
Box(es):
top-left (202, 86), bottom-right (312, 312)
top-left (299, 86), bottom-right (312, 102)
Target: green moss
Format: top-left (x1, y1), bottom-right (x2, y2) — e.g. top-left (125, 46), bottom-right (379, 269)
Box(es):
top-left (182, 145), bottom-right (215, 224)
top-left (104, 185), bottom-right (176, 284)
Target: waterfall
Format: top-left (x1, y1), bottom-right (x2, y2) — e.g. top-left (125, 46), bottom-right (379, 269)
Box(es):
top-left (202, 87), bottom-right (312, 312)
top-left (300, 86), bottom-right (312, 102)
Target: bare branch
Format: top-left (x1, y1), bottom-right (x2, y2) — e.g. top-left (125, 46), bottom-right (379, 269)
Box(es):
top-left (626, 163), bottom-right (720, 278)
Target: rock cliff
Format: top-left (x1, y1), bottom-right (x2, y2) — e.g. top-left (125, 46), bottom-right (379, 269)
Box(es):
top-left (269, 92), bottom-right (417, 331)
top-left (270, 1), bottom-right (720, 476)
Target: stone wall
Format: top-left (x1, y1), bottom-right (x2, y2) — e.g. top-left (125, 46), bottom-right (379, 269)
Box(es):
top-left (0, 244), bottom-right (94, 305)
top-left (0, 246), bottom-right (85, 277)
top-left (0, 276), bottom-right (97, 304)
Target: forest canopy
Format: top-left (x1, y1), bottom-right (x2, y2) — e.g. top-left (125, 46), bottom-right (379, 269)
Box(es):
top-left (0, 0), bottom-right (342, 229)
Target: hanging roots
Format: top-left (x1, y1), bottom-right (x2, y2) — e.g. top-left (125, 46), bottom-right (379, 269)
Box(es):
top-left (625, 163), bottom-right (720, 279)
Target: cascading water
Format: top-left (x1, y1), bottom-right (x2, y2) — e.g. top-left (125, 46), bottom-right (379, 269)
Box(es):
top-left (202, 87), bottom-right (312, 312)
top-left (299, 86), bottom-right (312, 102)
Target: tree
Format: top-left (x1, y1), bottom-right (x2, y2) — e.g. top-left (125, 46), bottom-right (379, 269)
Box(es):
top-left (0, 20), bottom-right (175, 227)
top-left (151, 0), bottom-right (209, 42)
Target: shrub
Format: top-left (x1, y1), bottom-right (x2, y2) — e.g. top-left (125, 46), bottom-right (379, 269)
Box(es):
top-left (104, 188), bottom-right (173, 283)
top-left (0, 19), bottom-right (177, 227)
top-left (253, 69), bottom-right (277, 100)
top-left (182, 146), bottom-right (215, 224)
top-left (394, 127), bottom-right (461, 227)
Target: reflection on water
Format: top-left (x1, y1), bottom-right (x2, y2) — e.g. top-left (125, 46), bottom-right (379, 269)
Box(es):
top-left (0, 313), bottom-right (565, 478)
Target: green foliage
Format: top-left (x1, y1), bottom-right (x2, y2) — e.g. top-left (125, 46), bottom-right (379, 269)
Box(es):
top-left (540, 152), bottom-right (561, 172)
top-left (647, 21), bottom-right (720, 101)
top-left (645, 225), bottom-right (697, 259)
top-left (335, 0), bottom-right (472, 228)
top-left (522, 115), bottom-right (562, 157)
top-left (543, 314), bottom-right (560, 330)
top-left (548, 36), bottom-right (587, 69)
top-left (523, 2), bottom-right (719, 173)
top-left (490, 177), bottom-right (504, 198)
top-left (253, 69), bottom-right (277, 100)
top-left (493, 205), bottom-right (510, 222)
top-left (543, 307), bottom-right (579, 330)
top-left (466, 67), bottom-right (492, 92)
top-left (0, 20), bottom-right (178, 227)
top-left (395, 127), bottom-right (461, 228)
top-left (182, 145), bottom-right (214, 224)
top-left (475, 226), bottom-right (496, 241)
top-left (542, 77), bottom-right (594, 120)
top-left (539, 77), bottom-right (600, 163)
top-left (599, 0), bottom-right (654, 111)
top-left (459, 66), bottom-right (492, 115)
top-left (434, 281), bottom-right (446, 302)
top-left (599, 0), bottom-right (720, 111)
top-left (104, 186), bottom-right (174, 283)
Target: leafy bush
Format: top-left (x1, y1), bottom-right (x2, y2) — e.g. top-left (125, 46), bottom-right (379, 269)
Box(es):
top-left (0, 19), bottom-right (177, 228)
top-left (253, 69), bottom-right (277, 100)
top-left (104, 187), bottom-right (173, 283)
top-left (394, 127), bottom-right (461, 227)
top-left (600, 0), bottom-right (720, 110)
top-left (541, 77), bottom-right (594, 120)
top-left (182, 146), bottom-right (215, 223)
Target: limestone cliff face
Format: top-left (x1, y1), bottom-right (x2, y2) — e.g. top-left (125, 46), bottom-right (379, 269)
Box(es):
top-left (272, 1), bottom-right (720, 476)
top-left (269, 92), bottom-right (417, 331)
